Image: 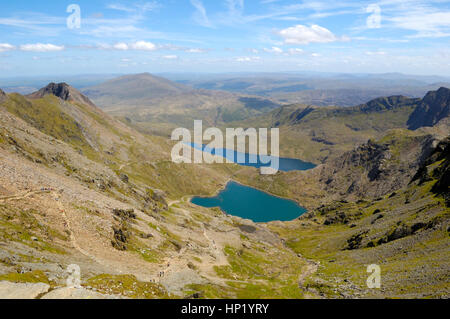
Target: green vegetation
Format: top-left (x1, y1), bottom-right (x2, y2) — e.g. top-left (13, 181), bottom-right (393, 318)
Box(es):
top-left (0, 204), bottom-right (67, 255)
top-left (0, 270), bottom-right (51, 285)
top-left (3, 94), bottom-right (92, 151)
top-left (86, 274), bottom-right (169, 299)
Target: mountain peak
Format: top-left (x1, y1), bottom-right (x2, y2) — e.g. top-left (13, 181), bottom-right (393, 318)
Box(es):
top-left (39, 82), bottom-right (71, 100)
top-left (407, 87), bottom-right (450, 130)
top-left (437, 86), bottom-right (450, 94)
top-left (28, 82), bottom-right (96, 107)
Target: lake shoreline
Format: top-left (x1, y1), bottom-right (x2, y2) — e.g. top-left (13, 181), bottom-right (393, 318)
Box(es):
top-left (191, 179), bottom-right (308, 223)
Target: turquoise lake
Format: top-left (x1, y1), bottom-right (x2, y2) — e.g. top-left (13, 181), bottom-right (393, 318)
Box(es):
top-left (191, 181), bottom-right (307, 223)
top-left (188, 143), bottom-right (316, 172)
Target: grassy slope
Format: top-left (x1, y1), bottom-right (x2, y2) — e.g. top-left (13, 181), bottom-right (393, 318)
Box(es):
top-left (229, 100), bottom-right (416, 163)
top-left (269, 178), bottom-right (449, 298)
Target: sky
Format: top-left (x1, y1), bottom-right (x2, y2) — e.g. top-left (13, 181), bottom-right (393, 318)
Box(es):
top-left (0, 0), bottom-right (450, 77)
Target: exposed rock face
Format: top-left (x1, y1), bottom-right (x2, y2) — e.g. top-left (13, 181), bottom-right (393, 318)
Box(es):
top-left (28, 82), bottom-right (96, 107)
top-left (0, 88), bottom-right (6, 103)
top-left (407, 87), bottom-right (450, 130)
top-left (319, 133), bottom-right (436, 199)
top-left (412, 136), bottom-right (450, 205)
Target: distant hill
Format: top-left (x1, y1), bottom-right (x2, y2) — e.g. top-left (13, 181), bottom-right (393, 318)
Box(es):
top-left (82, 73), bottom-right (281, 136)
top-left (83, 73), bottom-right (192, 102)
top-left (175, 73), bottom-right (450, 107)
top-left (231, 88), bottom-right (449, 163)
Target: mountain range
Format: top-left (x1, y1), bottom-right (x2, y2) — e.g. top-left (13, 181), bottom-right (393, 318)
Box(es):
top-left (0, 77), bottom-right (448, 299)
top-left (81, 73), bottom-right (281, 136)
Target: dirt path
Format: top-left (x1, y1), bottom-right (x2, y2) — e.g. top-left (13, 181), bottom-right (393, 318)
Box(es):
top-left (0, 189), bottom-right (109, 268)
top-left (0, 190), bottom-right (50, 202)
top-left (49, 191), bottom-right (110, 269)
top-left (298, 259), bottom-right (319, 288)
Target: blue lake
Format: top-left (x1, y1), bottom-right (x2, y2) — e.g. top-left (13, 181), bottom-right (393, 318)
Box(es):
top-left (189, 143), bottom-right (316, 172)
top-left (191, 181), bottom-right (307, 223)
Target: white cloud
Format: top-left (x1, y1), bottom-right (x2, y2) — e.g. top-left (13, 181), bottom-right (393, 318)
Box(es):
top-left (109, 41), bottom-right (157, 51)
top-left (190, 0), bottom-right (213, 27)
top-left (113, 42), bottom-right (129, 50)
top-left (279, 24), bottom-right (341, 44)
top-left (264, 46), bottom-right (283, 54)
top-left (288, 48), bottom-right (304, 55)
top-left (107, 2), bottom-right (159, 13)
top-left (365, 51), bottom-right (386, 56)
top-left (20, 43), bottom-right (64, 52)
top-left (186, 48), bottom-right (206, 53)
top-left (107, 3), bottom-right (136, 13)
top-left (236, 56), bottom-right (261, 62)
top-left (0, 43), bottom-right (15, 52)
top-left (387, 10), bottom-right (450, 38)
top-left (260, 0), bottom-right (280, 3)
top-left (163, 55), bottom-right (178, 59)
top-left (130, 41), bottom-right (156, 51)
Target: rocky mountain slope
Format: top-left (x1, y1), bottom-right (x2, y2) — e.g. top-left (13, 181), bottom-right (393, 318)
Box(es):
top-left (231, 87), bottom-right (449, 164)
top-left (270, 136), bottom-right (449, 297)
top-left (236, 129), bottom-right (449, 298)
top-left (0, 83), bottom-right (448, 299)
top-left (0, 84), bottom-right (310, 299)
top-left (318, 130), bottom-right (437, 200)
top-left (407, 87), bottom-right (450, 130)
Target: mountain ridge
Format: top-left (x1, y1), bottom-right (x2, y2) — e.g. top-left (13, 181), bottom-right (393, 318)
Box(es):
top-left (0, 80), bottom-right (449, 299)
top-left (407, 87), bottom-right (450, 130)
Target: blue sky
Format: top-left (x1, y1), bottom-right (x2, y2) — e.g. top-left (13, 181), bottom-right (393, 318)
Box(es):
top-left (0, 0), bottom-right (449, 76)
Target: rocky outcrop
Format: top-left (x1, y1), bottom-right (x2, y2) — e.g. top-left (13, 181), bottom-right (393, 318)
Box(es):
top-left (411, 136), bottom-right (450, 205)
top-left (0, 88), bottom-right (6, 103)
top-left (407, 87), bottom-right (450, 130)
top-left (28, 82), bottom-right (96, 107)
top-left (319, 133), bottom-right (436, 199)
